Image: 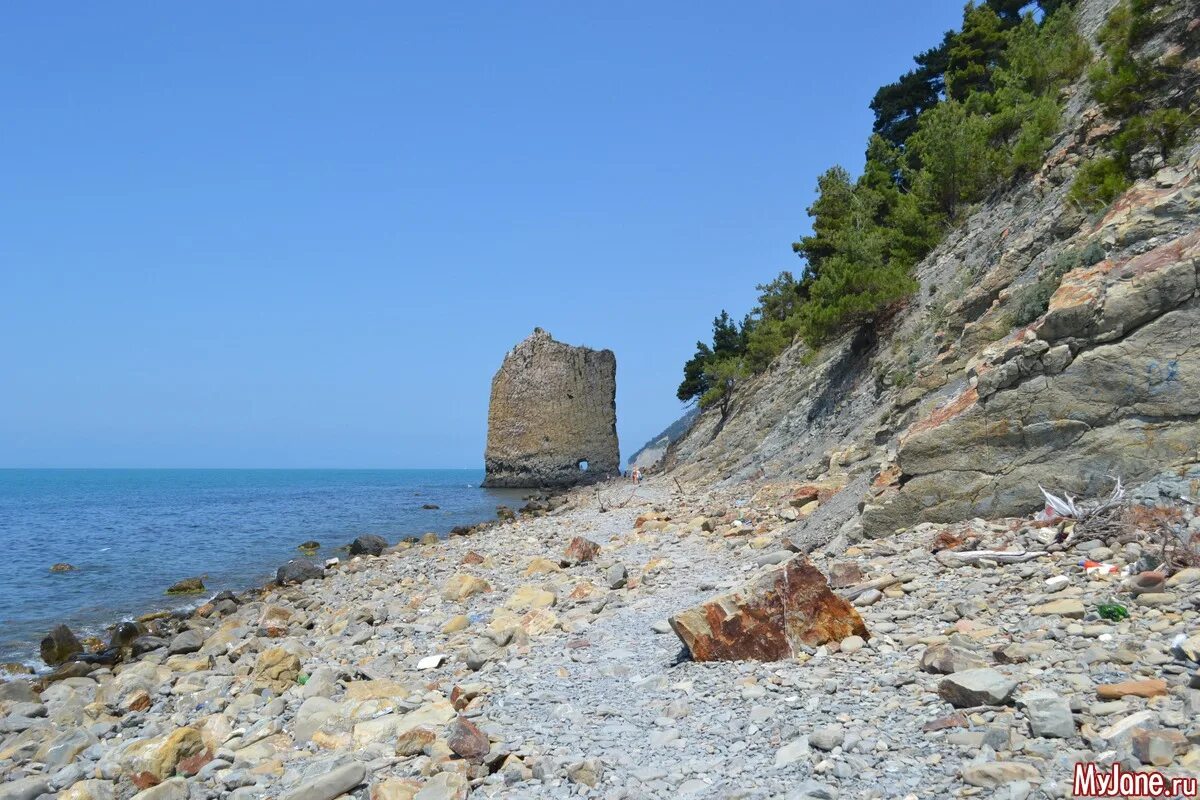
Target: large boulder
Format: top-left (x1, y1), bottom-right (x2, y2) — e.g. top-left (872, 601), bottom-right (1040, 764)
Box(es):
top-left (349, 534), bottom-right (389, 557)
top-left (40, 624), bottom-right (83, 667)
top-left (668, 557), bottom-right (868, 661)
top-left (276, 558), bottom-right (324, 585)
top-left (483, 329), bottom-right (619, 488)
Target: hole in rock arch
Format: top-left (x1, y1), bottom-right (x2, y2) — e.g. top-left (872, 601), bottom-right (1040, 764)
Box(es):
top-left (577, 460), bottom-right (589, 471)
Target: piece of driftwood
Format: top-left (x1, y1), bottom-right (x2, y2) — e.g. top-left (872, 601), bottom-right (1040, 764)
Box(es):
top-left (938, 549), bottom-right (1047, 566)
top-left (838, 574), bottom-right (914, 601)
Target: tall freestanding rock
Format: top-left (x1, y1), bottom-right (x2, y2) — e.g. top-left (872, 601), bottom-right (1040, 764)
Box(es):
top-left (483, 329), bottom-right (619, 488)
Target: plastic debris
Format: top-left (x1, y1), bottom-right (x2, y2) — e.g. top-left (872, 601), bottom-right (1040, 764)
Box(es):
top-left (1081, 560), bottom-right (1118, 576)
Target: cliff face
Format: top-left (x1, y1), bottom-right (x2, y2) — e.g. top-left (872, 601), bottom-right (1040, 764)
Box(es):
top-left (483, 329), bottom-right (619, 488)
top-left (664, 0), bottom-right (1200, 541)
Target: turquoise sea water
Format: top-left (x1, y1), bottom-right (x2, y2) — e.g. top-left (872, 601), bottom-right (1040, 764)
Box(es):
top-left (0, 469), bottom-right (525, 665)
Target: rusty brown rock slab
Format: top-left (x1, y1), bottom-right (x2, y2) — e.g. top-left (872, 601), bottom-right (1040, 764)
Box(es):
top-left (669, 557), bottom-right (868, 662)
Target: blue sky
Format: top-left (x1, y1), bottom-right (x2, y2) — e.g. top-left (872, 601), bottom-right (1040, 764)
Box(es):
top-left (1, 1), bottom-right (966, 468)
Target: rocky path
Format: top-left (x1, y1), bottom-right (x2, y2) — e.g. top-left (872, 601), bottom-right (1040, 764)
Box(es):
top-left (1, 470), bottom-right (1199, 800)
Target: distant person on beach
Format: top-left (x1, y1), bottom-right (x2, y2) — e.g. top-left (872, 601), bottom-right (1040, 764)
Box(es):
top-left (632, 467), bottom-right (641, 485)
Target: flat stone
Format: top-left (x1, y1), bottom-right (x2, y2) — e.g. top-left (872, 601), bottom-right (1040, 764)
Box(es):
top-left (810, 724), bottom-right (845, 752)
top-left (130, 779), bottom-right (188, 800)
top-left (1135, 592), bottom-right (1176, 607)
top-left (1030, 599), bottom-right (1085, 618)
top-left (279, 761), bottom-right (366, 800)
top-left (920, 642), bottom-right (989, 674)
top-left (1166, 567), bottom-right (1200, 587)
top-left (938, 669), bottom-right (1017, 707)
top-left (1132, 727), bottom-right (1188, 766)
top-left (961, 762), bottom-right (1041, 787)
top-left (0, 776), bottom-right (51, 800)
top-left (1019, 690), bottom-right (1074, 738)
top-left (774, 738), bottom-right (810, 767)
top-left (413, 771), bottom-right (468, 800)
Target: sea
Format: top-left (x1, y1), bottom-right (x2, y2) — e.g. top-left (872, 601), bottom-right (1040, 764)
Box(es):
top-left (0, 469), bottom-right (527, 667)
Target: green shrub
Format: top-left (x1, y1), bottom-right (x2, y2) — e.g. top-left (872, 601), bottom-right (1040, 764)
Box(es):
top-left (1068, 155), bottom-right (1132, 210)
top-left (1075, 0), bottom-right (1197, 213)
top-left (1012, 247), bottom-right (1081, 325)
top-left (1080, 239), bottom-right (1107, 265)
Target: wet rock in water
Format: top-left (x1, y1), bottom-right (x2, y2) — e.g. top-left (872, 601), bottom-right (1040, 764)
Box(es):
top-left (349, 534), bottom-right (389, 557)
top-left (132, 635), bottom-right (169, 656)
top-left (496, 505), bottom-right (516, 522)
top-left (40, 623), bottom-right (83, 666)
top-left (77, 647), bottom-right (122, 665)
top-left (421, 503), bottom-right (439, 510)
top-left (276, 558), bottom-right (324, 585)
top-left (164, 576), bottom-right (205, 595)
top-left (938, 668), bottom-right (1018, 707)
top-left (447, 714), bottom-right (490, 761)
top-left (110, 621), bottom-right (141, 651)
top-left (43, 660), bottom-right (96, 682)
top-left (0, 662), bottom-right (35, 677)
top-left (49, 562), bottom-right (77, 573)
top-left (668, 557), bottom-right (868, 661)
top-left (561, 535), bottom-right (601, 566)
top-left (297, 540), bottom-right (320, 553)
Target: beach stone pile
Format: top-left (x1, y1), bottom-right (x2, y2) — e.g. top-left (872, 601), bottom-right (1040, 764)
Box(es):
top-left (1, 467), bottom-right (1198, 799)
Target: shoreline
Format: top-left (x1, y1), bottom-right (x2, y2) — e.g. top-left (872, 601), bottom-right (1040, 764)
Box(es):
top-left (1, 472), bottom-right (1198, 798)
top-left (0, 474), bottom-right (535, 676)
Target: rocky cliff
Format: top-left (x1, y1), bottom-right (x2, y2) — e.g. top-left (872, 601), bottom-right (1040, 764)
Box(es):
top-left (664, 0), bottom-right (1200, 543)
top-left (483, 329), bottom-right (619, 488)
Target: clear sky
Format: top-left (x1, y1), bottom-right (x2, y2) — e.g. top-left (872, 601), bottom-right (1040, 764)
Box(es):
top-left (1, 2), bottom-right (966, 468)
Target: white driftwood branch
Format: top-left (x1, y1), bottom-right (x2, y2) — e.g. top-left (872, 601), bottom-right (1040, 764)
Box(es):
top-left (939, 549), bottom-right (1048, 566)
